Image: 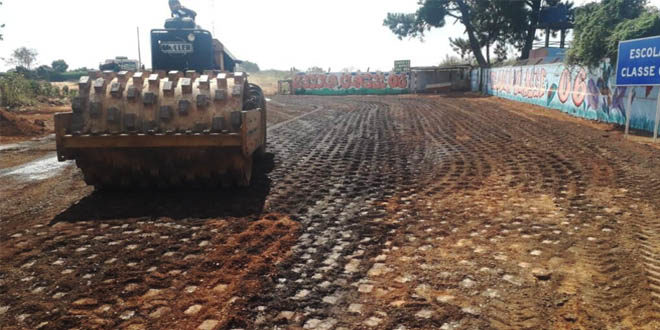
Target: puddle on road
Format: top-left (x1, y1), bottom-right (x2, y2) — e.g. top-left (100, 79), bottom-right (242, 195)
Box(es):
top-left (0, 153), bottom-right (72, 182)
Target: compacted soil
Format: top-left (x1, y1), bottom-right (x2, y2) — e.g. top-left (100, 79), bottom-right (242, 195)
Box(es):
top-left (1, 94), bottom-right (659, 329)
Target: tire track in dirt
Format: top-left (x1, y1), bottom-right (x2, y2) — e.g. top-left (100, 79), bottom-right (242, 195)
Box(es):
top-left (2, 94), bottom-right (659, 329)
top-left (313, 95), bottom-right (660, 329)
top-left (248, 98), bottom-right (415, 328)
top-left (616, 171), bottom-right (660, 322)
top-left (460, 95), bottom-right (660, 328)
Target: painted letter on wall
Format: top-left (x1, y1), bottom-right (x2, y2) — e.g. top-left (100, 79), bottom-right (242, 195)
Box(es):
top-left (293, 72), bottom-right (410, 95)
top-left (475, 61), bottom-right (659, 133)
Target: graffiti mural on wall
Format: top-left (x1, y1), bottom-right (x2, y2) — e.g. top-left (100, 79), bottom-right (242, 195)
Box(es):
top-left (477, 62), bottom-right (658, 132)
top-left (293, 72), bottom-right (410, 95)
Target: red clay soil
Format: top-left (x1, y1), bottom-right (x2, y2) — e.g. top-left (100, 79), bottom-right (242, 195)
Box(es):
top-left (0, 214), bottom-right (299, 330)
top-left (1, 94), bottom-right (659, 329)
top-left (0, 108), bottom-right (47, 137)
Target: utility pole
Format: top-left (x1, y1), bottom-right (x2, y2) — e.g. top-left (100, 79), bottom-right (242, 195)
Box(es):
top-left (137, 26), bottom-right (142, 70)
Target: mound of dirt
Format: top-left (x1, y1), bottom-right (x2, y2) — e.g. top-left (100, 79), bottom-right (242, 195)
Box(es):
top-left (0, 108), bottom-right (46, 137)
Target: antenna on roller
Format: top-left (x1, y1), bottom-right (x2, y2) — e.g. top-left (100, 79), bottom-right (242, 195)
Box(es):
top-left (210, 0), bottom-right (216, 35)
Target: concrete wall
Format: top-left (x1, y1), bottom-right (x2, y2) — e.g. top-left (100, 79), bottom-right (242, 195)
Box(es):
top-left (292, 67), bottom-right (472, 95)
top-left (411, 68), bottom-right (471, 92)
top-left (293, 72), bottom-right (409, 95)
top-left (472, 62), bottom-right (659, 133)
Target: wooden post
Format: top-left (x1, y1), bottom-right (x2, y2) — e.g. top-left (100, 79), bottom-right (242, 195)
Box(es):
top-left (624, 88), bottom-right (633, 138)
top-left (654, 91), bottom-right (660, 142)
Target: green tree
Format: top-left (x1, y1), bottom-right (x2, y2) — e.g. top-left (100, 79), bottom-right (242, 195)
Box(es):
top-left (384, 0), bottom-right (570, 66)
top-left (36, 65), bottom-right (54, 81)
top-left (0, 73), bottom-right (34, 107)
top-left (13, 66), bottom-right (36, 79)
top-left (449, 37), bottom-right (472, 60)
top-left (493, 42), bottom-right (509, 63)
top-left (6, 47), bottom-right (38, 69)
top-left (568, 0), bottom-right (659, 67)
top-left (384, 0), bottom-right (489, 67)
top-left (52, 59), bottom-right (69, 72)
top-left (472, 0), bottom-right (520, 64)
top-left (519, 0), bottom-right (542, 61)
top-left (482, 0), bottom-right (567, 61)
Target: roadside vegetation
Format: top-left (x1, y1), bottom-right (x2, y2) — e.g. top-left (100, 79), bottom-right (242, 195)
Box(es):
top-left (384, 0), bottom-right (561, 67)
top-left (568, 0), bottom-right (660, 67)
top-left (0, 46), bottom-right (82, 108)
top-left (385, 0), bottom-right (660, 68)
top-left (0, 72), bottom-right (75, 108)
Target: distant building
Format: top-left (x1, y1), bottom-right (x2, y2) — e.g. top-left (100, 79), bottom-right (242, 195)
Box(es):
top-left (99, 57), bottom-right (139, 72)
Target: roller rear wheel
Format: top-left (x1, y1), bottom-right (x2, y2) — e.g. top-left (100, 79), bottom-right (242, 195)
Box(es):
top-left (244, 83), bottom-right (267, 158)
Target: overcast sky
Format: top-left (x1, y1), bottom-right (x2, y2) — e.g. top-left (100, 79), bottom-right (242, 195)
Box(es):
top-left (0, 0), bottom-right (654, 72)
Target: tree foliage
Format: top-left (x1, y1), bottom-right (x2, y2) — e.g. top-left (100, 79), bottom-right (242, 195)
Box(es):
top-left (0, 73), bottom-right (33, 107)
top-left (52, 59), bottom-right (69, 73)
top-left (6, 47), bottom-right (38, 69)
top-left (384, 0), bottom-right (489, 67)
top-left (383, 0), bottom-right (448, 40)
top-left (36, 65), bottom-right (54, 80)
top-left (608, 8), bottom-right (660, 57)
top-left (493, 42), bottom-right (509, 63)
top-left (0, 72), bottom-right (64, 108)
top-left (472, 0), bottom-right (527, 63)
top-left (384, 0), bottom-right (570, 67)
top-left (449, 37), bottom-right (472, 60)
top-left (568, 0), bottom-right (660, 67)
top-left (439, 54), bottom-right (469, 67)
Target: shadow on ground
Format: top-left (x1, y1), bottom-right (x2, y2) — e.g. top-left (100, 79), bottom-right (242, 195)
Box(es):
top-left (50, 153), bottom-right (275, 224)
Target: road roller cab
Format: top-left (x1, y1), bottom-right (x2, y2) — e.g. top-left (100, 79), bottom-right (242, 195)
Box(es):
top-left (152, 16), bottom-right (241, 73)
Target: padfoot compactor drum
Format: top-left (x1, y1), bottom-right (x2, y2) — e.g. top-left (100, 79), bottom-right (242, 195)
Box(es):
top-left (55, 1), bottom-right (266, 189)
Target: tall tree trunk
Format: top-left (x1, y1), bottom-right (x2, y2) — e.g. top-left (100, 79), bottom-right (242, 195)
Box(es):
top-left (521, 0), bottom-right (542, 59)
top-left (486, 41), bottom-right (491, 65)
top-left (455, 0), bottom-right (488, 68)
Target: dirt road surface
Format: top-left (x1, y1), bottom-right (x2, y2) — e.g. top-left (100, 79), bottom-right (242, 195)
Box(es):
top-left (1, 95), bottom-right (659, 329)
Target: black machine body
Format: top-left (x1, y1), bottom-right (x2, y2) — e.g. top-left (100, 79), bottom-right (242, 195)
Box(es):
top-left (150, 15), bottom-right (240, 72)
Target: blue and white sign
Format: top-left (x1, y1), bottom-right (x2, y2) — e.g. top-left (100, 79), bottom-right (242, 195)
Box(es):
top-left (616, 36), bottom-right (660, 86)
